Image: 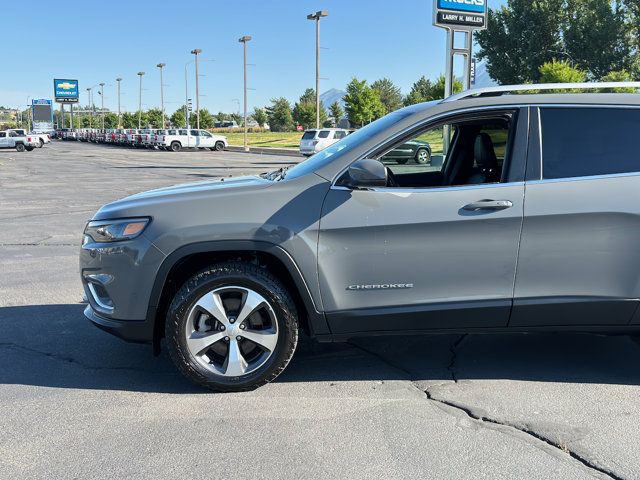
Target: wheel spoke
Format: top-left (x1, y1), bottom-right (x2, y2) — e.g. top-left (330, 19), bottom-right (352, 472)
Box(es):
top-left (195, 292), bottom-right (229, 325)
top-left (241, 329), bottom-right (278, 352)
top-left (224, 340), bottom-right (248, 376)
top-left (187, 331), bottom-right (226, 355)
top-left (236, 290), bottom-right (267, 324)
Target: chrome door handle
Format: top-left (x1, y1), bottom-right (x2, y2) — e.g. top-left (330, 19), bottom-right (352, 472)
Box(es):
top-left (462, 199), bottom-right (513, 211)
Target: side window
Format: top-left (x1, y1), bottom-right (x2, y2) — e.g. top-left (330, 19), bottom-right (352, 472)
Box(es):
top-left (0, 132), bottom-right (6, 138)
top-left (190, 130), bottom-right (200, 136)
top-left (318, 130), bottom-right (330, 139)
top-left (201, 131), bottom-right (212, 137)
top-left (179, 130), bottom-right (187, 135)
top-left (378, 116), bottom-right (513, 189)
top-left (334, 131), bottom-right (346, 139)
top-left (541, 107), bottom-right (640, 179)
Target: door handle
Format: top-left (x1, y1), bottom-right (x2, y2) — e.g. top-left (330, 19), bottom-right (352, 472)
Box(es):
top-left (462, 199), bottom-right (513, 211)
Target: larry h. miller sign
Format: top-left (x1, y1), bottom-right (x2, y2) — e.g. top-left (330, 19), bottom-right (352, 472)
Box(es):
top-left (433, 0), bottom-right (488, 29)
top-left (53, 79), bottom-right (79, 103)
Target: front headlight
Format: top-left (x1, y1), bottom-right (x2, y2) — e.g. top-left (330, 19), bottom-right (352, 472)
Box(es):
top-left (84, 217), bottom-right (150, 243)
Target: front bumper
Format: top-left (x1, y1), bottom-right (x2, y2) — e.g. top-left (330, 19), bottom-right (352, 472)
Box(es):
top-left (85, 305), bottom-right (154, 343)
top-left (80, 233), bottom-right (166, 324)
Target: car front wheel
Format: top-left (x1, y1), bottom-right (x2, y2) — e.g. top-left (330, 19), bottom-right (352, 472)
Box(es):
top-left (166, 262), bottom-right (299, 392)
top-left (214, 141), bottom-right (225, 151)
top-left (415, 148), bottom-right (431, 165)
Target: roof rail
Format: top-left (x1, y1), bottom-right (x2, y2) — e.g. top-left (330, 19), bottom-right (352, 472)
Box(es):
top-left (443, 82), bottom-right (640, 102)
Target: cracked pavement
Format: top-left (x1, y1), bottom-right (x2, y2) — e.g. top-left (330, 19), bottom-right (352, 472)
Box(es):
top-left (1, 142), bottom-right (639, 479)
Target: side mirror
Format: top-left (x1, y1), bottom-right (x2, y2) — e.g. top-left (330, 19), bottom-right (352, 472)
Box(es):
top-left (344, 158), bottom-right (387, 189)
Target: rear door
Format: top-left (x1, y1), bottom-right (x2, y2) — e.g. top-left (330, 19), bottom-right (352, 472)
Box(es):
top-left (0, 132), bottom-right (7, 148)
top-left (512, 106), bottom-right (640, 326)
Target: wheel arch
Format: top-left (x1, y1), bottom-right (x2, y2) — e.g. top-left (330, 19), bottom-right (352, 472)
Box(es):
top-left (148, 240), bottom-right (329, 354)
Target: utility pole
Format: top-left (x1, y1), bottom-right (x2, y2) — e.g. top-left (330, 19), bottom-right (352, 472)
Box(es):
top-left (191, 49), bottom-right (202, 129)
top-left (86, 88), bottom-right (92, 128)
top-left (238, 36), bottom-right (252, 152)
top-left (137, 72), bottom-right (145, 129)
top-left (99, 83), bottom-right (105, 129)
top-left (116, 78), bottom-right (122, 128)
top-left (156, 63), bottom-right (166, 127)
top-left (26, 97), bottom-right (31, 132)
top-left (307, 11), bottom-right (328, 129)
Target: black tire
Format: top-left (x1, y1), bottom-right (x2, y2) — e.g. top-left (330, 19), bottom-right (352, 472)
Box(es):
top-left (38, 139), bottom-right (44, 148)
top-left (214, 141), bottom-right (225, 151)
top-left (15, 143), bottom-right (25, 152)
top-left (166, 261), bottom-right (299, 392)
top-left (395, 158), bottom-right (409, 165)
top-left (414, 147), bottom-right (431, 165)
top-left (209, 147), bottom-right (216, 151)
top-left (170, 141), bottom-right (181, 152)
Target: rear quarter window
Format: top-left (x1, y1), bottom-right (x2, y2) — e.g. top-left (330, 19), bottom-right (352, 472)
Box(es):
top-left (318, 130), bottom-right (331, 139)
top-left (302, 130), bottom-right (317, 140)
top-left (541, 107), bottom-right (640, 179)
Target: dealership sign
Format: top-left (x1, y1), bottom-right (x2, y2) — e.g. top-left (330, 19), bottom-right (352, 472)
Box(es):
top-left (53, 79), bottom-right (79, 103)
top-left (434, 0), bottom-right (487, 29)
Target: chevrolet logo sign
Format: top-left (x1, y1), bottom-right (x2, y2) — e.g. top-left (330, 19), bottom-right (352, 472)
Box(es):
top-left (57, 82), bottom-right (75, 90)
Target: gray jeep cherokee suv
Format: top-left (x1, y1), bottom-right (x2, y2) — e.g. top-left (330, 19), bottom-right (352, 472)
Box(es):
top-left (81, 84), bottom-right (640, 391)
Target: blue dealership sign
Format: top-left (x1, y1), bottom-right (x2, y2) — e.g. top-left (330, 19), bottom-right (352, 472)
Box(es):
top-left (438, 0), bottom-right (485, 14)
top-left (53, 79), bottom-right (79, 103)
top-left (434, 0), bottom-right (487, 29)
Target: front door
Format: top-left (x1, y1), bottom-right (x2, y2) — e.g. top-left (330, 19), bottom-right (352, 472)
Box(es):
top-left (318, 109), bottom-right (528, 334)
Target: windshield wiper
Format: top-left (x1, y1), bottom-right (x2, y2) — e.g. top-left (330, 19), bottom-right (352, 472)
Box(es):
top-left (264, 166), bottom-right (291, 181)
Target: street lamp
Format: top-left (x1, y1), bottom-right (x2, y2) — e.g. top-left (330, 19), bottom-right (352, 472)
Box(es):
top-left (116, 78), bottom-right (122, 128)
top-left (86, 88), bottom-right (92, 127)
top-left (99, 82), bottom-right (105, 129)
top-left (26, 96), bottom-right (31, 132)
top-left (307, 10), bottom-right (328, 129)
top-left (238, 35), bottom-right (252, 152)
top-left (191, 48), bottom-right (202, 129)
top-left (137, 71), bottom-right (145, 129)
top-left (156, 63), bottom-right (166, 128)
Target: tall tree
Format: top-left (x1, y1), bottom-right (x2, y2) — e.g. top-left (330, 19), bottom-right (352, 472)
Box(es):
top-left (121, 112), bottom-right (138, 128)
top-left (146, 108), bottom-right (164, 128)
top-left (426, 75), bottom-right (463, 100)
top-left (292, 88), bottom-right (327, 129)
top-left (266, 97), bottom-right (293, 132)
top-left (404, 76), bottom-right (433, 105)
top-left (564, 0), bottom-right (630, 79)
top-left (329, 101), bottom-right (344, 125)
top-left (371, 78), bottom-right (403, 114)
top-left (170, 107), bottom-right (186, 128)
top-left (476, 0), bottom-right (565, 84)
top-left (252, 107), bottom-right (268, 128)
top-left (343, 78), bottom-right (385, 127)
top-left (198, 108), bottom-right (214, 129)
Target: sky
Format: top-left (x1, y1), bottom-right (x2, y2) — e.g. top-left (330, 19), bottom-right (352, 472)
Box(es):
top-left (1, 0), bottom-right (505, 114)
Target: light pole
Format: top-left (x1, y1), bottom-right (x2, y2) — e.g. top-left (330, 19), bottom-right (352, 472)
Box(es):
top-left (307, 10), bottom-right (328, 129)
top-left (116, 78), bottom-right (122, 128)
top-left (99, 82), bottom-right (105, 129)
top-left (191, 48), bottom-right (202, 129)
top-left (238, 35), bottom-right (252, 152)
top-left (156, 63), bottom-right (166, 128)
top-left (26, 97), bottom-right (31, 132)
top-left (86, 88), bottom-right (92, 127)
top-left (137, 71), bottom-right (145, 129)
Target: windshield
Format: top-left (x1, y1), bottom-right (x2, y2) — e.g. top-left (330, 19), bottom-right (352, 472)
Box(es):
top-left (285, 103), bottom-right (435, 180)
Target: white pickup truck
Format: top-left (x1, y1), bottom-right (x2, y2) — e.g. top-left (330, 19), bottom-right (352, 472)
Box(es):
top-left (0, 130), bottom-right (39, 151)
top-left (157, 128), bottom-right (227, 152)
top-left (8, 129), bottom-right (51, 148)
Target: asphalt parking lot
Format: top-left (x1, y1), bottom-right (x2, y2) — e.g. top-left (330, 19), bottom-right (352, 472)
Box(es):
top-left (1, 141), bottom-right (639, 479)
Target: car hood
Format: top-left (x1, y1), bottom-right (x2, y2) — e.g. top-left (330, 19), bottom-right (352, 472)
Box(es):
top-left (93, 175), bottom-right (273, 220)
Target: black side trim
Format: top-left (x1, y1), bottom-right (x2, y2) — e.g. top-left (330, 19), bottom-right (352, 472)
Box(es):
top-left (147, 240), bottom-right (329, 336)
top-left (326, 299), bottom-right (511, 335)
top-left (510, 297), bottom-right (639, 327)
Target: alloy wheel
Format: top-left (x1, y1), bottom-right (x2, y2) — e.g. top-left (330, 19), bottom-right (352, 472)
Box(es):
top-left (184, 286), bottom-right (279, 377)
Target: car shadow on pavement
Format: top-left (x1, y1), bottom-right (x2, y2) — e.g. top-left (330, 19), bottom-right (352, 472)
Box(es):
top-left (2, 303), bottom-right (640, 393)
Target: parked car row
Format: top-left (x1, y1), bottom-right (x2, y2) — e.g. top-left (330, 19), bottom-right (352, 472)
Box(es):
top-left (56, 128), bottom-right (228, 152)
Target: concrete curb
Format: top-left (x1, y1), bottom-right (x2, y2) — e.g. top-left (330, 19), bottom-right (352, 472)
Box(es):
top-left (226, 145), bottom-right (302, 157)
